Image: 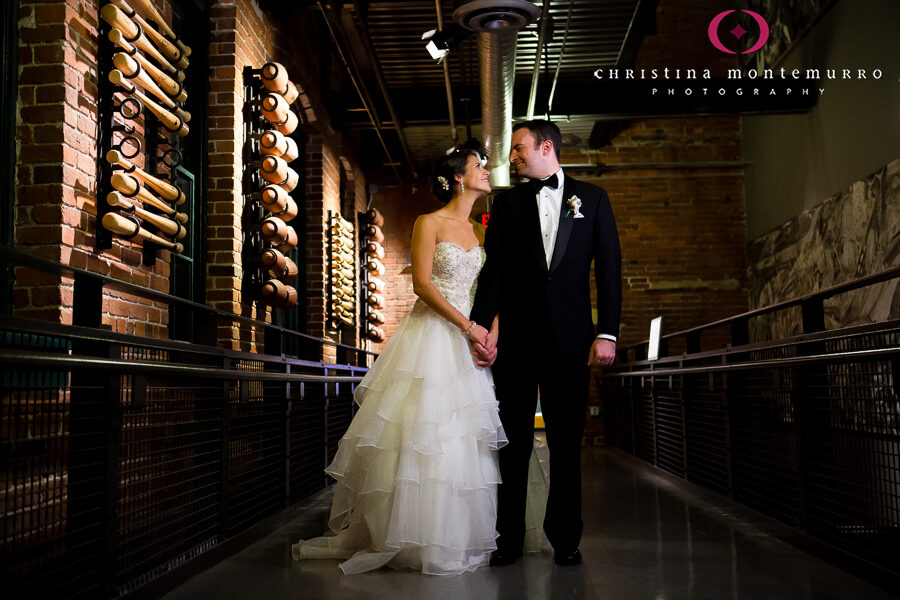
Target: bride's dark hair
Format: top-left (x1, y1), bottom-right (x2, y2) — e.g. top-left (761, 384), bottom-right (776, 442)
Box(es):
top-left (430, 139), bottom-right (488, 204)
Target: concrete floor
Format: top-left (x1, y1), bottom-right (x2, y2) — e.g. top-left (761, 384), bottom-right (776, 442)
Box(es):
top-left (162, 447), bottom-right (896, 600)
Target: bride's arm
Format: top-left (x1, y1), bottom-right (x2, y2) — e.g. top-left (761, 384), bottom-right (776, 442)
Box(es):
top-left (410, 215), bottom-right (477, 335)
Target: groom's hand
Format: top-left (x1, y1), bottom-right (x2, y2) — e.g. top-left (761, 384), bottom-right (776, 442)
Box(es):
top-left (588, 338), bottom-right (616, 367)
top-left (471, 342), bottom-right (497, 367)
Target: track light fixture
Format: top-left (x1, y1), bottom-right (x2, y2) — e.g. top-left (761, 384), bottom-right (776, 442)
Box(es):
top-left (422, 24), bottom-right (473, 63)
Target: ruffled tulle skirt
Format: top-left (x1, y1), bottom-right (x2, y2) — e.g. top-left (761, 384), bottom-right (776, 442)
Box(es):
top-left (292, 301), bottom-right (518, 575)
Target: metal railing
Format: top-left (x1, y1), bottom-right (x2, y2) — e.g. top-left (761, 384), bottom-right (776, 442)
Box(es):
top-left (600, 267), bottom-right (900, 593)
top-left (0, 247), bottom-right (372, 598)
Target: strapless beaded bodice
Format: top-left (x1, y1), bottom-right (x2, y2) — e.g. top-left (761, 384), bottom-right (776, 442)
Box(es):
top-left (426, 241), bottom-right (485, 315)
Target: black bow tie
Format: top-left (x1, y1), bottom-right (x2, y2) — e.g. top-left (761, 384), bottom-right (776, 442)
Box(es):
top-left (530, 173), bottom-right (558, 193)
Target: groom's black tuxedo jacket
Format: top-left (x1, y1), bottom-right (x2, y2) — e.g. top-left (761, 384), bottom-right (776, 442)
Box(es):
top-left (471, 176), bottom-right (622, 362)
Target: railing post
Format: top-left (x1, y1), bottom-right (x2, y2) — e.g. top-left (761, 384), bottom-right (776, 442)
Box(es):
top-left (72, 273), bottom-right (103, 328)
top-left (284, 362), bottom-right (292, 508)
top-left (686, 331), bottom-right (702, 354)
top-left (219, 356), bottom-right (232, 538)
top-left (103, 341), bottom-right (123, 597)
top-left (801, 298), bottom-right (825, 334)
top-left (731, 317), bottom-right (749, 347)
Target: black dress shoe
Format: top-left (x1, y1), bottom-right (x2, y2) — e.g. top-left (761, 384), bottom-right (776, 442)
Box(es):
top-left (554, 548), bottom-right (582, 566)
top-left (489, 548), bottom-right (523, 566)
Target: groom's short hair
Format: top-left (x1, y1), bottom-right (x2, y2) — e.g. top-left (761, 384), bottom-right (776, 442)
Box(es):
top-left (513, 120), bottom-right (562, 160)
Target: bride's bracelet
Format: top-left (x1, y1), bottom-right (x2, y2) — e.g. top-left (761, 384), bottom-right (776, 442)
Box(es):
top-left (462, 321), bottom-right (477, 336)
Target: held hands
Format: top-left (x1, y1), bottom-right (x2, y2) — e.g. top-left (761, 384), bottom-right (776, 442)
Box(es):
top-left (469, 318), bottom-right (498, 367)
top-left (588, 338), bottom-right (616, 367)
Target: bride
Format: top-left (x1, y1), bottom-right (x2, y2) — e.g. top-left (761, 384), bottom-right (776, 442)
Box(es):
top-left (293, 143), bottom-right (511, 575)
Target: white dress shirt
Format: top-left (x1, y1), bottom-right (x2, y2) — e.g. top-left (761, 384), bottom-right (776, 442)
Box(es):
top-left (533, 169), bottom-right (616, 343)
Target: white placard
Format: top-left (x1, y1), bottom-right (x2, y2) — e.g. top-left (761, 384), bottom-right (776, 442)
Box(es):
top-left (648, 316), bottom-right (662, 361)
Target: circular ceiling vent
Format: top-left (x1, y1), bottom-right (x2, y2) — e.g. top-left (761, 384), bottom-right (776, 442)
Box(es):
top-left (453, 0), bottom-right (542, 33)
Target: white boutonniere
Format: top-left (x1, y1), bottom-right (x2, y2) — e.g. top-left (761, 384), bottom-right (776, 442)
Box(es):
top-left (565, 195), bottom-right (585, 219)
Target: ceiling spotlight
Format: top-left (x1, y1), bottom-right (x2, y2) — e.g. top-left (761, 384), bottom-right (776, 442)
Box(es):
top-left (422, 24), bottom-right (473, 63)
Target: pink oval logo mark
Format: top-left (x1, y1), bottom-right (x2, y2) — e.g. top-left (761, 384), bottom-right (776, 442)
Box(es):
top-left (708, 10), bottom-right (770, 54)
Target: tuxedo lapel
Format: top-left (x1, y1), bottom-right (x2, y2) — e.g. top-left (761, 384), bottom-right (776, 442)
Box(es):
top-left (518, 185), bottom-right (550, 273)
top-left (549, 177), bottom-right (575, 273)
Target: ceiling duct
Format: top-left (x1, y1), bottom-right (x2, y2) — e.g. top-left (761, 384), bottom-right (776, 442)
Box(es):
top-left (454, 0), bottom-right (540, 188)
top-left (453, 0), bottom-right (541, 32)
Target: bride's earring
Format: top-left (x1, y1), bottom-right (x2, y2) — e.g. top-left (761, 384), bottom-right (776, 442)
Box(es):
top-left (460, 180), bottom-right (465, 193)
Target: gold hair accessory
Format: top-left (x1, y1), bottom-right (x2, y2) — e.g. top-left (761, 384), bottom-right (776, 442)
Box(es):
top-left (437, 175), bottom-right (449, 191)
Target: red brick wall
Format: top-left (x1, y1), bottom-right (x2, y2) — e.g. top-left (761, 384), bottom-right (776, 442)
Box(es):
top-left (13, 0), bottom-right (368, 357)
top-left (15, 0), bottom-right (171, 335)
top-left (205, 0), bottom-right (368, 357)
top-left (571, 116), bottom-right (747, 349)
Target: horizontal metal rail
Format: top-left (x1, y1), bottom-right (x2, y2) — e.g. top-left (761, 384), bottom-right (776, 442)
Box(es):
top-left (0, 349), bottom-right (365, 382)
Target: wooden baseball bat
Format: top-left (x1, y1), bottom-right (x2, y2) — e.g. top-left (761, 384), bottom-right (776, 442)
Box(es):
top-left (113, 50), bottom-right (186, 103)
top-left (366, 259), bottom-right (385, 277)
top-left (260, 249), bottom-right (298, 281)
top-left (259, 155), bottom-right (298, 192)
top-left (106, 149), bottom-right (185, 205)
top-left (367, 309), bottom-right (385, 325)
top-left (260, 217), bottom-right (298, 249)
top-left (109, 0), bottom-right (189, 70)
top-left (261, 62), bottom-right (289, 95)
top-left (108, 190), bottom-right (187, 224)
top-left (260, 185), bottom-right (297, 221)
top-left (102, 212), bottom-right (183, 253)
top-left (366, 277), bottom-right (385, 294)
top-left (367, 293), bottom-right (385, 309)
top-left (366, 241), bottom-right (385, 260)
top-left (259, 130), bottom-right (299, 162)
top-left (110, 55), bottom-right (190, 122)
top-left (367, 207), bottom-right (384, 227)
top-left (106, 192), bottom-right (186, 239)
top-left (332, 217), bottom-right (354, 234)
top-left (260, 96), bottom-right (299, 135)
top-left (101, 5), bottom-right (178, 75)
top-left (110, 172), bottom-right (179, 216)
top-left (109, 28), bottom-right (184, 82)
top-left (283, 80), bottom-right (299, 105)
top-left (109, 70), bottom-right (189, 137)
top-left (365, 224), bottom-right (384, 244)
top-left (260, 93), bottom-right (291, 123)
top-left (127, 0), bottom-right (192, 58)
top-left (261, 279), bottom-right (298, 309)
top-left (367, 326), bottom-right (385, 342)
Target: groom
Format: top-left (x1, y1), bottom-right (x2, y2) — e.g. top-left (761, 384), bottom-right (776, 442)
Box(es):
top-left (470, 119), bottom-right (621, 566)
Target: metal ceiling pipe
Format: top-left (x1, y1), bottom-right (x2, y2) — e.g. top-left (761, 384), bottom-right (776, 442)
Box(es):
top-left (478, 29), bottom-right (517, 188)
top-left (316, 0), bottom-right (401, 183)
top-left (525, 0), bottom-right (552, 120)
top-left (434, 0), bottom-right (458, 144)
top-left (350, 0), bottom-right (418, 177)
top-left (456, 1), bottom-right (541, 188)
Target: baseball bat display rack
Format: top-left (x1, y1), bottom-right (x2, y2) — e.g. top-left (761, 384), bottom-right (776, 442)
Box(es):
top-left (242, 63), bottom-right (302, 310)
top-left (360, 207), bottom-right (386, 342)
top-left (97, 0), bottom-right (191, 265)
top-left (328, 211), bottom-right (356, 328)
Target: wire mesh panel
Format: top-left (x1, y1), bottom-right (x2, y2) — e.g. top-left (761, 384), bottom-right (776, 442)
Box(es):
top-left (683, 372), bottom-right (730, 495)
top-left (1, 363), bottom-right (106, 599)
top-left (289, 381), bottom-right (327, 504)
top-left (223, 361), bottom-right (286, 536)
top-left (115, 376), bottom-right (223, 596)
top-left (653, 375), bottom-right (685, 478)
top-left (806, 350), bottom-right (900, 578)
top-left (633, 379), bottom-right (655, 465)
top-left (326, 382), bottom-right (355, 466)
top-left (730, 365), bottom-right (800, 526)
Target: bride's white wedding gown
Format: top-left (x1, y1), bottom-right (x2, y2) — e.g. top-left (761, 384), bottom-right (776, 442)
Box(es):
top-left (292, 242), bottom-right (545, 575)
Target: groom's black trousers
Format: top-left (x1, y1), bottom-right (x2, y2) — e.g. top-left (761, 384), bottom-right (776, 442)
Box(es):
top-left (492, 342), bottom-right (590, 553)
